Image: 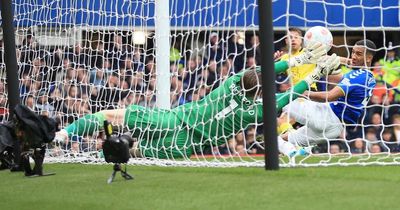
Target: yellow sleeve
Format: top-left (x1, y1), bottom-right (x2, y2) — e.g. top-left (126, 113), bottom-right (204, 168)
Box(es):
top-left (280, 51), bottom-right (317, 88)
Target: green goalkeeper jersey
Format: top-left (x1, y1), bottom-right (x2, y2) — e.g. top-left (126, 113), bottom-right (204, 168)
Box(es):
top-left (172, 61), bottom-right (304, 146)
top-left (174, 70), bottom-right (262, 146)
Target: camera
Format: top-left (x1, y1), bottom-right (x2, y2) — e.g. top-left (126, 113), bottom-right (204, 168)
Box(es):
top-left (103, 132), bottom-right (133, 164)
top-left (102, 120), bottom-right (134, 183)
top-left (0, 122), bottom-right (16, 170)
top-left (0, 104), bottom-right (57, 177)
top-left (13, 104), bottom-right (57, 177)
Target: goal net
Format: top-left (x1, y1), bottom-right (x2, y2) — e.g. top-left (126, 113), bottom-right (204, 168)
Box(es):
top-left (1, 0), bottom-right (399, 167)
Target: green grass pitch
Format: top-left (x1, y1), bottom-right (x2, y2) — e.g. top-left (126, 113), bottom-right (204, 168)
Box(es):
top-left (1, 164), bottom-right (399, 210)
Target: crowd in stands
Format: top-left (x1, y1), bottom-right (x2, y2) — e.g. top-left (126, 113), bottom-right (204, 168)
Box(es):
top-left (0, 30), bottom-right (399, 156)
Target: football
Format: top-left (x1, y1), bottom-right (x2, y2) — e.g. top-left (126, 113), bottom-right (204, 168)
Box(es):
top-left (304, 26), bottom-right (333, 52)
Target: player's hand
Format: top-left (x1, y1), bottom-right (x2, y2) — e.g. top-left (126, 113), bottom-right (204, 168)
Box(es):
top-left (288, 43), bottom-right (327, 67)
top-left (303, 53), bottom-right (340, 85)
top-left (316, 53), bottom-right (341, 76)
top-left (54, 130), bottom-right (69, 145)
top-left (274, 50), bottom-right (284, 61)
top-left (330, 68), bottom-right (342, 75)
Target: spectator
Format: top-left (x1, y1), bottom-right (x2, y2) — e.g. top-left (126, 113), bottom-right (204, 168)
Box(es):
top-left (68, 84), bottom-right (80, 98)
top-left (190, 89), bottom-right (202, 102)
top-left (190, 85), bottom-right (208, 102)
top-left (350, 138), bottom-right (365, 154)
top-left (244, 126), bottom-right (263, 154)
top-left (144, 58), bottom-right (156, 86)
top-left (19, 32), bottom-right (36, 64)
top-left (372, 61), bottom-right (384, 79)
top-left (75, 99), bottom-right (91, 117)
top-left (49, 87), bottom-right (64, 112)
top-left (132, 48), bottom-right (145, 71)
top-left (182, 56), bottom-right (201, 92)
top-left (170, 42), bottom-right (183, 65)
top-left (245, 56), bottom-right (257, 69)
top-left (206, 60), bottom-right (218, 87)
top-left (370, 144), bottom-right (382, 153)
top-left (76, 67), bottom-right (91, 97)
top-left (139, 89), bottom-right (156, 108)
top-left (0, 93), bottom-right (8, 121)
top-left (365, 127), bottom-right (378, 142)
top-left (379, 44), bottom-right (399, 85)
top-left (248, 34), bottom-right (261, 66)
top-left (205, 32), bottom-right (224, 63)
top-left (227, 32), bottom-right (245, 72)
top-left (382, 128), bottom-right (397, 152)
top-left (62, 97), bottom-right (78, 124)
top-left (131, 72), bottom-right (146, 93)
top-left (20, 74), bottom-right (32, 97)
top-left (122, 92), bottom-right (141, 108)
top-left (392, 114), bottom-right (400, 143)
top-left (381, 94), bottom-right (399, 125)
top-left (65, 43), bottom-right (88, 67)
top-left (170, 76), bottom-right (185, 106)
top-left (330, 144), bottom-right (341, 154)
top-left (218, 60), bottom-right (233, 83)
top-left (90, 67), bottom-right (107, 87)
top-left (379, 43), bottom-right (400, 102)
top-left (91, 42), bottom-right (105, 69)
top-left (35, 90), bottom-right (55, 117)
top-left (98, 72), bottom-right (129, 109)
top-left (123, 54), bottom-right (142, 76)
top-left (107, 33), bottom-right (126, 70)
top-left (369, 112), bottom-right (383, 136)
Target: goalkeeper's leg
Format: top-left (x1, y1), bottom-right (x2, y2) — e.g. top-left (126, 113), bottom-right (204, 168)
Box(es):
top-left (55, 109), bottom-right (126, 143)
top-left (130, 129), bottom-right (193, 159)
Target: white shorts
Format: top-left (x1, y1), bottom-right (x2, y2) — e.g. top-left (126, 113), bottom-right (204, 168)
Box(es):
top-left (283, 98), bottom-right (344, 147)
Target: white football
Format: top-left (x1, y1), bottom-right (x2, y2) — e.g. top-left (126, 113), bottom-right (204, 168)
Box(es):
top-left (304, 26), bottom-right (333, 52)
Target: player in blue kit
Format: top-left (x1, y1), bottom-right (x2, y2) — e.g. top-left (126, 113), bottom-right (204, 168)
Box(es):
top-left (280, 39), bottom-right (377, 147)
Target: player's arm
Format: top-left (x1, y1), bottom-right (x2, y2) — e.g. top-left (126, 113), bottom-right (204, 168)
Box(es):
top-left (303, 86), bottom-right (345, 102)
top-left (339, 56), bottom-right (351, 65)
top-left (276, 54), bottom-right (340, 111)
top-left (254, 61), bottom-right (289, 75)
top-left (326, 74), bottom-right (343, 84)
top-left (276, 80), bottom-right (309, 111)
top-left (254, 43), bottom-right (327, 74)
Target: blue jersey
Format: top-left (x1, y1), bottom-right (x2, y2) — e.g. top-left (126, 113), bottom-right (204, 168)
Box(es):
top-left (329, 68), bottom-right (376, 124)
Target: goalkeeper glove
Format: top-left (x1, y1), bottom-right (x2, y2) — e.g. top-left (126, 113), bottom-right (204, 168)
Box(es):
top-left (304, 53), bottom-right (340, 85)
top-left (330, 67), bottom-right (342, 75)
top-left (288, 43), bottom-right (327, 67)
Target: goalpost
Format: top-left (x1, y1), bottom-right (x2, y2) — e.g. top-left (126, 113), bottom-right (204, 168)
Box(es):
top-left (2, 0), bottom-right (400, 167)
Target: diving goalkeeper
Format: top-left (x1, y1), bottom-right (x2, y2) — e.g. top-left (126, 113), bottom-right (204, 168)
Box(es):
top-left (55, 43), bottom-right (339, 159)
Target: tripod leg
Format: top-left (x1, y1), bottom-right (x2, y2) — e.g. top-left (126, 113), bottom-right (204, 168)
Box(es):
top-left (120, 166), bottom-right (134, 180)
top-left (107, 170), bottom-right (118, 184)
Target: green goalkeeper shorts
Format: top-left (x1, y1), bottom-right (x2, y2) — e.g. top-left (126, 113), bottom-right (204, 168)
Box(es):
top-left (124, 104), bottom-right (194, 159)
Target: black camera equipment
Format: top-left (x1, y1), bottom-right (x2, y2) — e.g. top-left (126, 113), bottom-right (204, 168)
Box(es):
top-left (102, 120), bottom-right (133, 184)
top-left (0, 122), bottom-right (16, 170)
top-left (13, 104), bottom-right (57, 177)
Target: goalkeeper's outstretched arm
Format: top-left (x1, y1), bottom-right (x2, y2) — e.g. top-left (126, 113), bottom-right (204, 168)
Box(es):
top-left (275, 54), bottom-right (341, 111)
top-left (259, 42), bottom-right (327, 75)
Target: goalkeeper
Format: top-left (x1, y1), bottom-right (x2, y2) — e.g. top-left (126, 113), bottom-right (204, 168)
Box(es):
top-left (55, 43), bottom-right (339, 159)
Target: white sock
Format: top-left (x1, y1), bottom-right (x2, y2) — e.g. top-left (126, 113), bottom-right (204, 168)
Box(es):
top-left (278, 136), bottom-right (296, 156)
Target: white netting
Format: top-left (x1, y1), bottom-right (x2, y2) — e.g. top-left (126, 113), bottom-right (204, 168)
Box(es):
top-left (0, 0), bottom-right (399, 167)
